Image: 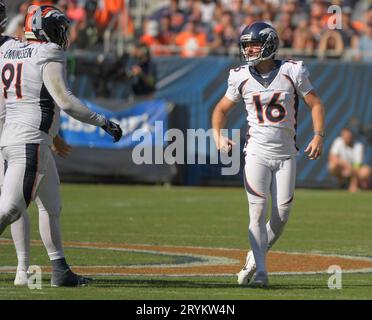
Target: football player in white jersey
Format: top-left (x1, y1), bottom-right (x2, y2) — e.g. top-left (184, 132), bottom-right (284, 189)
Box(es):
top-left (0, 4), bottom-right (123, 286)
top-left (0, 1), bottom-right (74, 287)
top-left (212, 22), bottom-right (325, 287)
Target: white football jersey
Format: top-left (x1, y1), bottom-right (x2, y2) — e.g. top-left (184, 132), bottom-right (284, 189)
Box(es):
top-left (225, 60), bottom-right (313, 159)
top-left (0, 37), bottom-right (64, 147)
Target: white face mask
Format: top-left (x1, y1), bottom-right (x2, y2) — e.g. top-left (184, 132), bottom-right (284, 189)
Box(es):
top-left (247, 59), bottom-right (261, 66)
top-left (241, 43), bottom-right (263, 66)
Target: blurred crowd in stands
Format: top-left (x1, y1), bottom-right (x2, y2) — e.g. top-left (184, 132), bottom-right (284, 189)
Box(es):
top-left (4, 0), bottom-right (372, 61)
top-left (5, 0), bottom-right (131, 50)
top-left (141, 0), bottom-right (372, 61)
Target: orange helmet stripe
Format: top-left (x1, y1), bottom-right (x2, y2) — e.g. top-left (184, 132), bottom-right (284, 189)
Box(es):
top-left (24, 6), bottom-right (38, 33)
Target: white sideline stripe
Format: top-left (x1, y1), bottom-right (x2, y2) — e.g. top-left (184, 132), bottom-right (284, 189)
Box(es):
top-left (273, 250), bottom-right (372, 262)
top-left (156, 61), bottom-right (199, 89)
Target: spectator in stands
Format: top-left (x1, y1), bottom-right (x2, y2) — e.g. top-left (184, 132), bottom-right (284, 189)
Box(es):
top-left (151, 0), bottom-right (187, 34)
top-left (246, 5), bottom-right (263, 24)
top-left (209, 10), bottom-right (238, 54)
top-left (355, 5), bottom-right (372, 62)
top-left (125, 43), bottom-right (157, 96)
top-left (310, 0), bottom-right (329, 27)
top-left (261, 2), bottom-right (276, 24)
top-left (309, 15), bottom-right (324, 46)
top-left (276, 12), bottom-right (294, 48)
top-left (292, 19), bottom-right (316, 57)
top-left (328, 128), bottom-right (372, 192)
top-left (175, 18), bottom-right (208, 57)
top-left (57, 0), bottom-right (85, 47)
top-left (140, 19), bottom-right (163, 48)
top-left (338, 6), bottom-right (359, 49)
top-left (159, 14), bottom-right (176, 48)
top-left (118, 43), bottom-right (156, 96)
top-left (352, 0), bottom-right (372, 30)
top-left (212, 1), bottom-right (224, 26)
top-left (95, 0), bottom-right (121, 29)
top-left (276, 0), bottom-right (304, 27)
top-left (200, 0), bottom-right (217, 26)
top-left (4, 0), bottom-right (31, 39)
top-left (317, 29), bottom-right (344, 59)
top-left (140, 19), bottom-right (172, 56)
top-left (186, 0), bottom-right (203, 23)
top-left (72, 0), bottom-right (100, 49)
top-left (62, 0), bottom-right (86, 24)
top-left (238, 12), bottom-right (259, 34)
top-left (230, 0), bottom-right (246, 30)
top-left (94, 42), bottom-right (156, 98)
top-left (308, 1), bottom-right (328, 45)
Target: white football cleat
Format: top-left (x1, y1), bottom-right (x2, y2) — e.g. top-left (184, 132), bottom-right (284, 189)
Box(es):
top-left (14, 270), bottom-right (29, 286)
top-left (249, 272), bottom-right (269, 288)
top-left (237, 250), bottom-right (256, 285)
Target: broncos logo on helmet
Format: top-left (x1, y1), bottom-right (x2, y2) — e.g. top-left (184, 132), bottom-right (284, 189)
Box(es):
top-left (239, 22), bottom-right (279, 66)
top-left (24, 5), bottom-right (70, 50)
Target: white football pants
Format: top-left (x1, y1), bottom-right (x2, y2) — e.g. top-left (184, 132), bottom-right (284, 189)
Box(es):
top-left (0, 144), bottom-right (64, 270)
top-left (243, 152), bottom-right (296, 275)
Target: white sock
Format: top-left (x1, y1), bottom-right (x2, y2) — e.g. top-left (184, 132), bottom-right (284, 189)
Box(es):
top-left (10, 211), bottom-right (30, 272)
top-left (248, 202), bottom-right (268, 274)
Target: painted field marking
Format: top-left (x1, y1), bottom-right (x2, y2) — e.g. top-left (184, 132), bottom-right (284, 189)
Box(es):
top-left (1, 239), bottom-right (372, 276)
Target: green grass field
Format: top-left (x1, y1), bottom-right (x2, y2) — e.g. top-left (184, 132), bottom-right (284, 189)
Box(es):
top-left (0, 184), bottom-right (371, 300)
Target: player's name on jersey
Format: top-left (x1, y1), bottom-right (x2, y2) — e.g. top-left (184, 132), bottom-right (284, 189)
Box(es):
top-left (3, 48), bottom-right (34, 60)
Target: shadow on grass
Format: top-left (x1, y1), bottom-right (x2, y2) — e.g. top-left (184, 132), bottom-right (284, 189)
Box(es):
top-left (89, 278), bottom-right (372, 291)
top-left (1, 275), bottom-right (371, 291)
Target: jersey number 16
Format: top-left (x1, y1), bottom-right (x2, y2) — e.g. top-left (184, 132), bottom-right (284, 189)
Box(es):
top-left (253, 92), bottom-right (286, 124)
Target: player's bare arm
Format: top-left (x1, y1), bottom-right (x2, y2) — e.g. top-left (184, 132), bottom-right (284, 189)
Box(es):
top-left (303, 90), bottom-right (325, 160)
top-left (211, 96), bottom-right (236, 153)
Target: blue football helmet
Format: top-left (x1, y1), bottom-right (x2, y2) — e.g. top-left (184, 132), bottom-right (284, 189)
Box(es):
top-left (24, 5), bottom-right (70, 50)
top-left (239, 22), bottom-right (279, 66)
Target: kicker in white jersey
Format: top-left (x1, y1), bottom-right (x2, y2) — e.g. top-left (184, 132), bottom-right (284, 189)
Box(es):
top-left (225, 59), bottom-right (313, 159)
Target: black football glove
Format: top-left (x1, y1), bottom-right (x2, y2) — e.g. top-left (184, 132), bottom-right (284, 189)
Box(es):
top-left (102, 120), bottom-right (123, 143)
